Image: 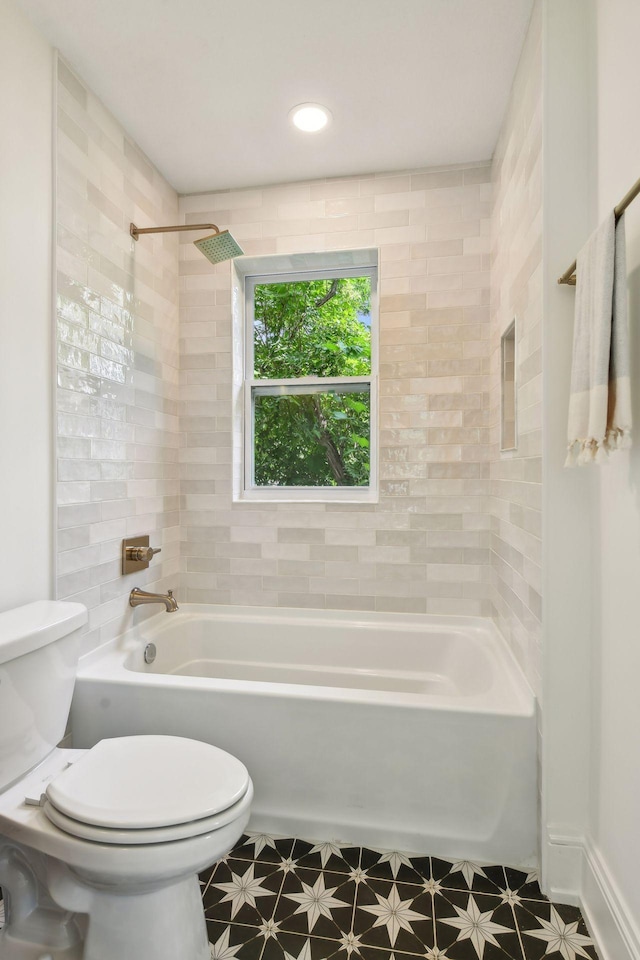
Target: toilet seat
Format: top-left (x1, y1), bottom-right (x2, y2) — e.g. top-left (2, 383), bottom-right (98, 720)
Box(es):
top-left (43, 735), bottom-right (250, 842)
top-left (42, 782), bottom-right (253, 845)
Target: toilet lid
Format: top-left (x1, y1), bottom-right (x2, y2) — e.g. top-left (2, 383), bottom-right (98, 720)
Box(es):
top-left (42, 779), bottom-right (253, 845)
top-left (45, 736), bottom-right (250, 830)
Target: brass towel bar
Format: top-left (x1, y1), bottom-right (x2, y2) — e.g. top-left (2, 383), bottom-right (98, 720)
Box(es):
top-left (558, 175), bottom-right (640, 285)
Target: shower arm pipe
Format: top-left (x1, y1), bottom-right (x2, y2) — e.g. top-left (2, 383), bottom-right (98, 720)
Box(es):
top-left (558, 173), bottom-right (640, 285)
top-left (130, 222), bottom-right (221, 241)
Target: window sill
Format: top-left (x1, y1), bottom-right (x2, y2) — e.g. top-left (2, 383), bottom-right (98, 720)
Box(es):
top-left (235, 487), bottom-right (379, 505)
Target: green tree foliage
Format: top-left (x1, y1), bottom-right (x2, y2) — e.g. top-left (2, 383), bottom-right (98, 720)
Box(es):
top-left (253, 276), bottom-right (372, 487)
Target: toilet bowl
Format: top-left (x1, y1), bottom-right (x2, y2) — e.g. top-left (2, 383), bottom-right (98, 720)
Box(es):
top-left (0, 602), bottom-right (254, 960)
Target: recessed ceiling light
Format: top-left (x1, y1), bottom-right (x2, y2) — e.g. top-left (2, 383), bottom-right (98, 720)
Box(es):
top-left (289, 103), bottom-right (331, 133)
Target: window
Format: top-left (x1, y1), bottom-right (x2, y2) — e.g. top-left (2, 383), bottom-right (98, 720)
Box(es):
top-left (241, 260), bottom-right (378, 501)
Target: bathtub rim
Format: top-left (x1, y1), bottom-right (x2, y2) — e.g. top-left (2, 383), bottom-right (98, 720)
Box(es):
top-left (76, 605), bottom-right (535, 718)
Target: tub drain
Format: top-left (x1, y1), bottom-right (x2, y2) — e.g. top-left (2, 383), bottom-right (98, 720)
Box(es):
top-left (144, 642), bottom-right (157, 664)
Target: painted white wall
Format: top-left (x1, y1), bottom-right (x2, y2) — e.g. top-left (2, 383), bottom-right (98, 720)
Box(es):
top-left (585, 0), bottom-right (640, 950)
top-left (539, 0), bottom-right (640, 951)
top-left (0, 0), bottom-right (54, 612)
top-left (539, 0), bottom-right (596, 903)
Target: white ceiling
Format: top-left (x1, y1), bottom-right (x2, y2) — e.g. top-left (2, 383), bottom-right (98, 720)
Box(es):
top-left (17, 0), bottom-right (534, 195)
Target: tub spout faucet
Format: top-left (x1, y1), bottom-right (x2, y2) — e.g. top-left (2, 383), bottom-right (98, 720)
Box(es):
top-left (129, 587), bottom-right (179, 612)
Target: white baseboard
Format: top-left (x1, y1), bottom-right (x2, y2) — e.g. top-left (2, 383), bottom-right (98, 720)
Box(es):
top-left (544, 833), bottom-right (639, 960)
top-left (581, 842), bottom-right (640, 960)
top-left (543, 833), bottom-right (584, 905)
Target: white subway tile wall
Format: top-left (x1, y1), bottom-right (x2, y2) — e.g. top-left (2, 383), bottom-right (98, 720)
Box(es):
top-left (54, 52), bottom-right (541, 688)
top-left (55, 57), bottom-right (180, 653)
top-left (179, 162), bottom-right (494, 617)
top-left (490, 1), bottom-right (543, 693)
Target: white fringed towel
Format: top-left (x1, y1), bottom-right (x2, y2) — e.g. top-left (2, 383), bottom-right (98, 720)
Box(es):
top-left (566, 211), bottom-right (631, 465)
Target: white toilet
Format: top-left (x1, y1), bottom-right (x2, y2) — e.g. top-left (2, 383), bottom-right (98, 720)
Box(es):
top-left (0, 601), bottom-right (253, 960)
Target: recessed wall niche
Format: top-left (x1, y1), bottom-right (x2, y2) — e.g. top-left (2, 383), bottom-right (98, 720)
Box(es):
top-left (500, 319), bottom-right (517, 452)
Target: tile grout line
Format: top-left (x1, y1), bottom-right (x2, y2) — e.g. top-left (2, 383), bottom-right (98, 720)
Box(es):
top-left (509, 901), bottom-right (528, 960)
top-left (428, 856), bottom-right (437, 955)
top-left (346, 846), bottom-right (362, 944)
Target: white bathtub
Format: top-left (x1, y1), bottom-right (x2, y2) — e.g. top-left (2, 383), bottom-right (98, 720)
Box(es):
top-left (71, 605), bottom-right (537, 866)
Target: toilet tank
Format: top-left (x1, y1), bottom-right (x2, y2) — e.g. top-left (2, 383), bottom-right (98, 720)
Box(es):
top-left (0, 601), bottom-right (87, 791)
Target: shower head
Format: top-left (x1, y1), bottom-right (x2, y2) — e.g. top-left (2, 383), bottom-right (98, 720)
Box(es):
top-left (194, 229), bottom-right (244, 264)
top-left (130, 221), bottom-right (244, 265)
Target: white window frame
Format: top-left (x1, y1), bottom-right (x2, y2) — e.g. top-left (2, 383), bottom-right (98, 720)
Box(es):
top-left (241, 263), bottom-right (378, 503)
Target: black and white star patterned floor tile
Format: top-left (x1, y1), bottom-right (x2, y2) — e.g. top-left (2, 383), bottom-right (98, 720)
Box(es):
top-left (200, 835), bottom-right (600, 960)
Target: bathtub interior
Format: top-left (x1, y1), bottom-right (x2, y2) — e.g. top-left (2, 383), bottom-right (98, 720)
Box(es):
top-left (117, 606), bottom-right (532, 711)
